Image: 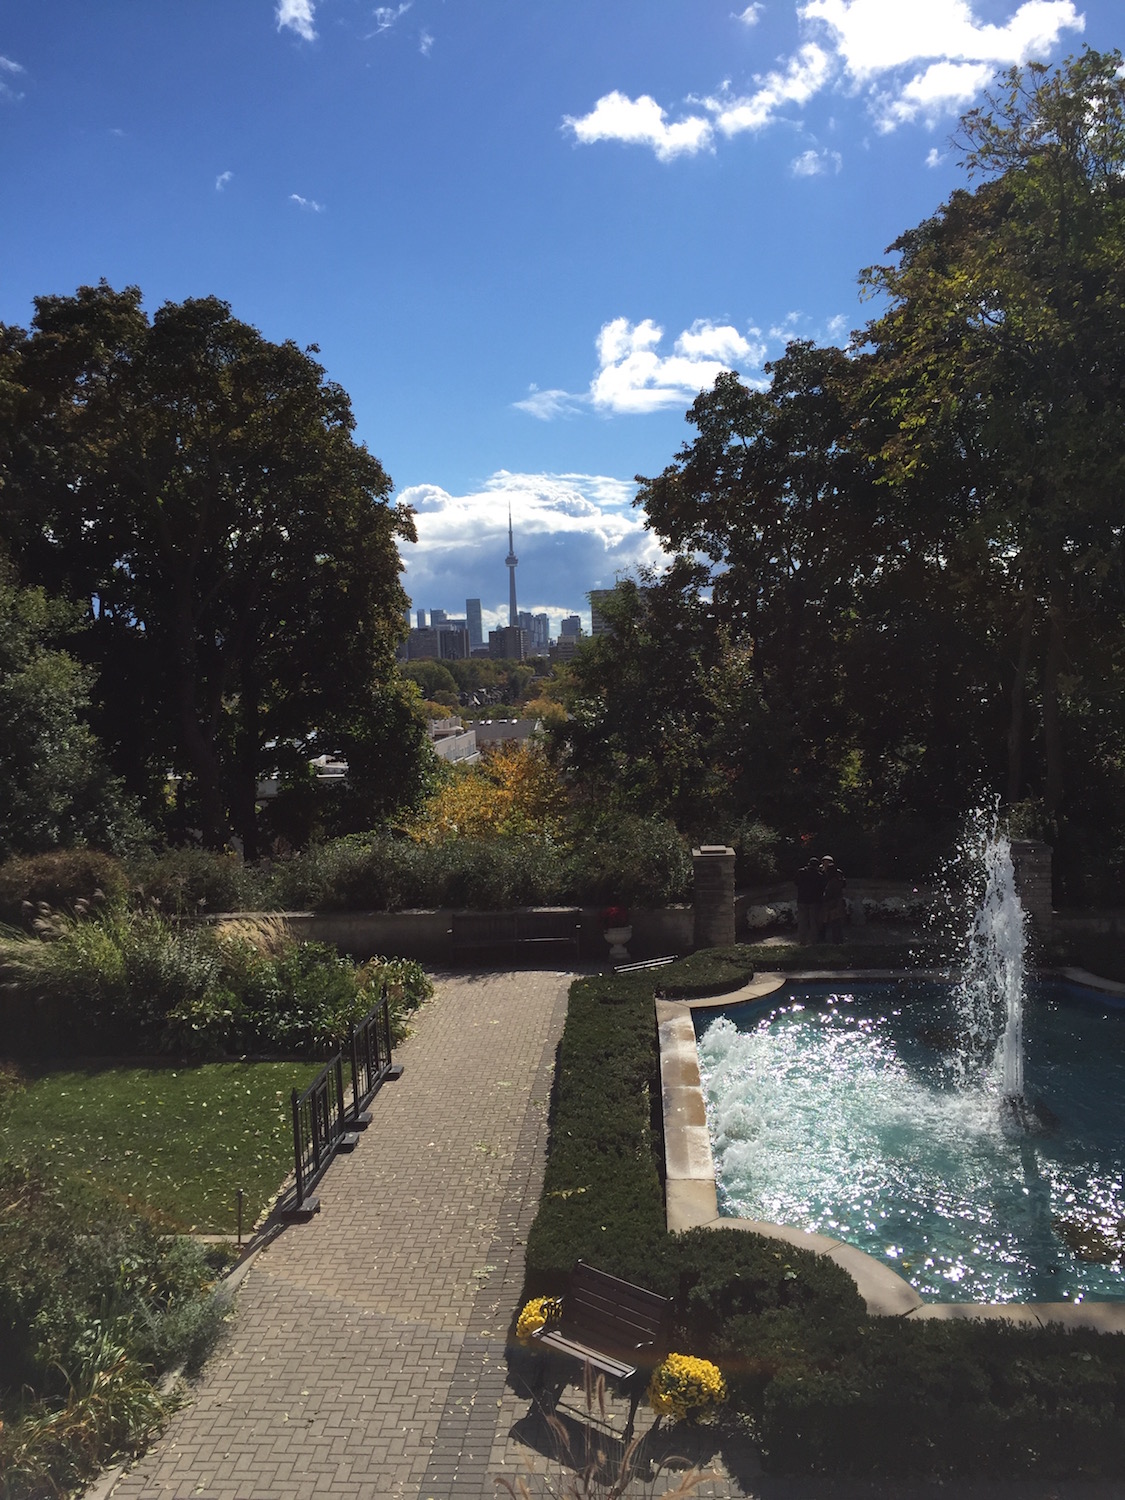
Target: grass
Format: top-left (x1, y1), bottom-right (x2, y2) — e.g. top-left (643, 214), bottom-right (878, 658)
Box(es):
top-left (0, 1059), bottom-right (320, 1232)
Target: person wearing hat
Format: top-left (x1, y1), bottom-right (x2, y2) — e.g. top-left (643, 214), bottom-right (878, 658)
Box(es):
top-left (820, 856), bottom-right (848, 944)
top-left (794, 858), bottom-right (826, 944)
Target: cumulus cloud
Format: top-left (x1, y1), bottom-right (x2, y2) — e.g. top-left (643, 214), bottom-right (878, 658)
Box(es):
top-left (289, 192), bottom-right (325, 212)
top-left (276, 0), bottom-right (317, 42)
top-left (926, 145), bottom-right (946, 167)
top-left (564, 0), bottom-right (1084, 159)
top-left (420, 29), bottom-right (434, 55)
top-left (396, 470), bottom-right (667, 624)
top-left (564, 91), bottom-right (713, 160)
top-left (215, 170), bottom-right (233, 191)
top-left (799, 0), bottom-right (1083, 78)
top-left (516, 316), bottom-right (768, 420)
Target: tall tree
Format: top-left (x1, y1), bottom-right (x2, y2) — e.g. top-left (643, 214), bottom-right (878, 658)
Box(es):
top-left (859, 48), bottom-right (1125, 819)
top-left (0, 284), bottom-right (422, 855)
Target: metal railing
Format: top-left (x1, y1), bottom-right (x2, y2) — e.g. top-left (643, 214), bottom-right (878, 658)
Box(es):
top-left (288, 988), bottom-right (401, 1216)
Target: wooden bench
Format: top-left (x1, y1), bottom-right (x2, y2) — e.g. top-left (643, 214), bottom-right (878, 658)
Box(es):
top-left (531, 1262), bottom-right (671, 1439)
top-left (449, 907), bottom-right (581, 962)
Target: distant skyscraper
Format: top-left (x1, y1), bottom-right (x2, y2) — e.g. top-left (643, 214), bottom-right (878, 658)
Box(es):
top-left (589, 589), bottom-right (614, 637)
top-left (416, 608), bottom-right (427, 629)
top-left (466, 598), bottom-right (483, 651)
top-left (430, 608), bottom-right (447, 625)
top-left (560, 615), bottom-right (581, 639)
top-left (505, 508), bottom-right (519, 627)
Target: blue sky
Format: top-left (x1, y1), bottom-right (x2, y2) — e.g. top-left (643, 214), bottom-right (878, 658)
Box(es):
top-left (1, 1), bottom-right (1117, 634)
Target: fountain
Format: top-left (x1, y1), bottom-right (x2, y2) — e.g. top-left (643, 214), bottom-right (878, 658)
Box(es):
top-left (693, 812), bottom-right (1125, 1304)
top-left (949, 812), bottom-right (1028, 1121)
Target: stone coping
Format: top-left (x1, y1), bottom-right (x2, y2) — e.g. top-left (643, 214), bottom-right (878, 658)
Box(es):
top-left (657, 969), bottom-right (1124, 1332)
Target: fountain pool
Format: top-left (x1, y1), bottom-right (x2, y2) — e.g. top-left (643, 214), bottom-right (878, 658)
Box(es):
top-left (696, 977), bottom-right (1125, 1304)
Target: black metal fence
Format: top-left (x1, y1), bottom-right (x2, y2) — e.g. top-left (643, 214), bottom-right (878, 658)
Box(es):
top-left (288, 988), bottom-right (402, 1216)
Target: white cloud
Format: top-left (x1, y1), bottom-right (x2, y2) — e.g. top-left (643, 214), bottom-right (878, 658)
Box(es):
top-left (799, 0), bottom-right (1083, 78)
top-left (289, 192), bottom-right (325, 212)
top-left (790, 145), bottom-right (842, 174)
top-left (516, 316), bottom-right (769, 420)
top-left (735, 4), bottom-right (765, 25)
top-left (371, 3), bottom-right (413, 34)
top-left (874, 59), bottom-right (996, 129)
top-left (565, 0), bottom-right (1084, 159)
top-left (0, 54), bottom-right (24, 103)
top-left (397, 471), bottom-right (667, 622)
top-left (215, 170), bottom-right (233, 191)
top-left (707, 43), bottom-right (834, 136)
top-left (420, 29), bottom-right (434, 55)
top-left (925, 145), bottom-right (945, 167)
top-left (276, 0), bottom-right (317, 42)
top-left (564, 92), bottom-right (714, 161)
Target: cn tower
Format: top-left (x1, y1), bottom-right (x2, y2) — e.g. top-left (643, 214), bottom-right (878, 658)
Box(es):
top-left (505, 507), bottom-right (519, 627)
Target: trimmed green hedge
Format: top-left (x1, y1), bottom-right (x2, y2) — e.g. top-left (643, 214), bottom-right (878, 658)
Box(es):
top-left (523, 955), bottom-right (1125, 1480)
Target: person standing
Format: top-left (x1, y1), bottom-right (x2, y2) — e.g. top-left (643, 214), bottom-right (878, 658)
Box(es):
top-left (820, 856), bottom-right (848, 944)
top-left (795, 858), bottom-right (826, 944)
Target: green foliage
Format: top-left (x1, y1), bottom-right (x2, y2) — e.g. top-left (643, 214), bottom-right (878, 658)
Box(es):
top-left (754, 1317), bottom-right (1125, 1478)
top-left (0, 562), bottom-right (147, 864)
top-left (1, 283), bottom-right (419, 858)
top-left (272, 819), bottom-right (692, 911)
top-left (0, 849), bottom-right (129, 925)
top-left (127, 847), bottom-right (274, 917)
top-left (0, 909), bottom-right (432, 1058)
top-left (0, 1161), bottom-right (230, 1496)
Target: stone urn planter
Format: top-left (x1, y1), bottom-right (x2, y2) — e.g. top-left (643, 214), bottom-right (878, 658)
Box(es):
top-left (601, 905), bottom-right (632, 962)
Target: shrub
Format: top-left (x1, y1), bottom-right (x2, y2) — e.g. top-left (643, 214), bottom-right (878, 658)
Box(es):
top-left (0, 1162), bottom-right (228, 1496)
top-left (0, 849), bottom-right (129, 926)
top-left (565, 814), bottom-right (692, 906)
top-left (127, 847), bottom-right (274, 917)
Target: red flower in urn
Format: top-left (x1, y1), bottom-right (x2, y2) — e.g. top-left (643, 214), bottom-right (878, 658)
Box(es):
top-left (601, 905), bottom-right (629, 929)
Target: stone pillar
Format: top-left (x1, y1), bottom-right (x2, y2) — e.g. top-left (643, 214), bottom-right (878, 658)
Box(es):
top-left (1010, 839), bottom-right (1054, 937)
top-left (692, 845), bottom-right (736, 951)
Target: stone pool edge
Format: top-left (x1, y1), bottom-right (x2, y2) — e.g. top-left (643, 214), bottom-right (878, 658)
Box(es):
top-left (656, 971), bottom-right (1125, 1335)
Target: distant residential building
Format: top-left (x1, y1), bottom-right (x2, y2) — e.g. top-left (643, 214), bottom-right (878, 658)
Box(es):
top-left (560, 615), bottom-right (582, 639)
top-left (430, 608), bottom-right (448, 625)
top-left (406, 625), bottom-right (470, 661)
top-left (473, 717), bottom-right (539, 750)
top-left (589, 589), bottom-right (616, 637)
top-left (466, 598), bottom-right (483, 651)
top-left (489, 625), bottom-right (527, 661)
top-left (550, 636), bottom-right (580, 663)
top-left (428, 717), bottom-right (479, 765)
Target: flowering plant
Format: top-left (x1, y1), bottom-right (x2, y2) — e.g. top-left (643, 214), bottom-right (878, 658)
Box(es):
top-left (515, 1295), bottom-right (563, 1345)
top-left (647, 1353), bottom-right (727, 1422)
top-left (601, 905), bottom-right (629, 929)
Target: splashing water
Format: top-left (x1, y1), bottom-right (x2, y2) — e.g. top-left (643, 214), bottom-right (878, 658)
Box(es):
top-left (951, 812), bottom-right (1027, 1108)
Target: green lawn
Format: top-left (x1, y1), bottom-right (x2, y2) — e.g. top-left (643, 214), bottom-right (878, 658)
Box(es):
top-left (0, 1060), bottom-right (320, 1232)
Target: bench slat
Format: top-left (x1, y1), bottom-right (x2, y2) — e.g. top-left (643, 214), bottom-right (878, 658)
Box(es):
top-left (533, 1329), bottom-right (635, 1383)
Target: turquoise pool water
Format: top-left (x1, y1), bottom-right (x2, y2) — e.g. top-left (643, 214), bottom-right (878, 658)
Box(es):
top-left (696, 980), bottom-right (1125, 1304)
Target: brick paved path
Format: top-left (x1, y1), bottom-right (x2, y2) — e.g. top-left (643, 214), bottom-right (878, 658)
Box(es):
top-left (110, 968), bottom-right (571, 1500)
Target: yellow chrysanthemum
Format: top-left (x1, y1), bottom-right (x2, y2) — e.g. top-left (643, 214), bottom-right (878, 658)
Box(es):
top-left (647, 1353), bottom-right (727, 1421)
top-left (516, 1295), bottom-right (563, 1345)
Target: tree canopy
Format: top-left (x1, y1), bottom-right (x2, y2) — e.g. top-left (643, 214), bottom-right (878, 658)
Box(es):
top-left (562, 51), bottom-right (1125, 890)
top-left (0, 284), bottom-right (425, 856)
